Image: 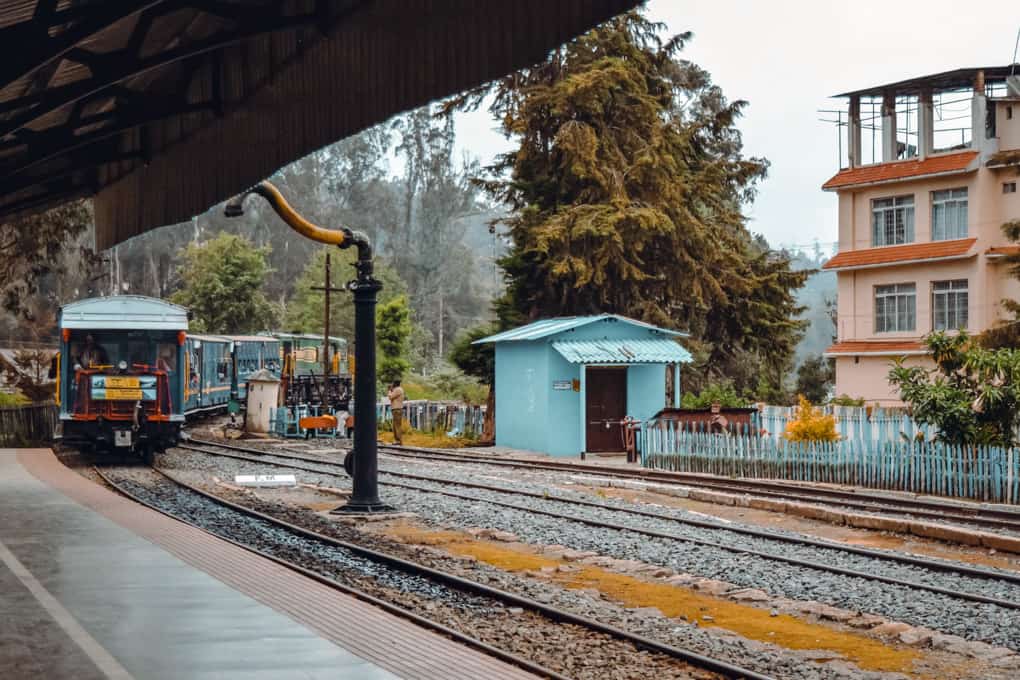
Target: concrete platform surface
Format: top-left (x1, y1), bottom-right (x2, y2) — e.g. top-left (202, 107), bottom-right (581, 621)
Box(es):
top-left (0, 449), bottom-right (534, 680)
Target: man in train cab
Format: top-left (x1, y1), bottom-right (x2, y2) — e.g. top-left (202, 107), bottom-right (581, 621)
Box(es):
top-left (78, 334), bottom-right (108, 368)
top-left (155, 347), bottom-right (175, 373)
top-left (387, 380), bottom-right (406, 445)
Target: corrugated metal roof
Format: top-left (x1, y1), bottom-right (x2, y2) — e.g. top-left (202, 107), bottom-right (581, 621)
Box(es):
top-left (552, 339), bottom-right (692, 364)
top-left (474, 314), bottom-right (688, 344)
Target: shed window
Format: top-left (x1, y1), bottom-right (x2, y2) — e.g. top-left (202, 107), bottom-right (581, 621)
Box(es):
top-left (931, 188), bottom-right (968, 240)
top-left (1005, 182), bottom-right (1017, 194)
top-left (872, 196), bottom-right (914, 246)
top-left (932, 280), bottom-right (968, 331)
top-left (875, 283), bottom-right (916, 333)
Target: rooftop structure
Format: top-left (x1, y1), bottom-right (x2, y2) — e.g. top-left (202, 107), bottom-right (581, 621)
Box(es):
top-left (821, 66), bottom-right (1020, 404)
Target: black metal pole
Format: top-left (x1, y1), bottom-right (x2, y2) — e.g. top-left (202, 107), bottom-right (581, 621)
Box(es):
top-left (335, 248), bottom-right (392, 513)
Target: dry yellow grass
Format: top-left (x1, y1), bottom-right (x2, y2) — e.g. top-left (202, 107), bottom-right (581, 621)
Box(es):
top-left (385, 524), bottom-right (923, 676)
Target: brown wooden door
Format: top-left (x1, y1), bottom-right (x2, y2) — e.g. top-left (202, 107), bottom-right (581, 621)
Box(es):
top-left (585, 367), bottom-right (627, 452)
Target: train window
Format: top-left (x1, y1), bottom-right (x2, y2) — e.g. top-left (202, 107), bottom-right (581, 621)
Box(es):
top-left (156, 343), bottom-right (176, 373)
top-left (217, 358), bottom-right (229, 381)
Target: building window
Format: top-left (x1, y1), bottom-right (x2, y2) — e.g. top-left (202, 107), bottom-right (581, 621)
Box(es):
top-left (872, 196), bottom-right (914, 246)
top-left (932, 280), bottom-right (968, 331)
top-left (931, 188), bottom-right (968, 240)
top-left (1008, 105), bottom-right (1014, 120)
top-left (1005, 182), bottom-right (1017, 194)
top-left (875, 283), bottom-right (916, 333)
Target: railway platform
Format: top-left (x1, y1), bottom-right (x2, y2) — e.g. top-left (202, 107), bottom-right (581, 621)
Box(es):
top-left (0, 449), bottom-right (534, 680)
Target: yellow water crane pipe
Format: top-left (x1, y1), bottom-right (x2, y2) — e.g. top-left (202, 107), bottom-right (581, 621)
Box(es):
top-left (225, 181), bottom-right (346, 245)
top-left (224, 180), bottom-right (390, 514)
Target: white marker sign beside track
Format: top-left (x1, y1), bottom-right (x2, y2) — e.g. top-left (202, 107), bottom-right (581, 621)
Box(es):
top-left (234, 474), bottom-right (297, 487)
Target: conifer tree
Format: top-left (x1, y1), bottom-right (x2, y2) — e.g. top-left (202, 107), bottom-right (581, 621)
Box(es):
top-left (456, 11), bottom-right (806, 394)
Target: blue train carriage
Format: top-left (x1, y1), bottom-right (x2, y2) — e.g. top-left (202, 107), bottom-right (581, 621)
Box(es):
top-left (272, 332), bottom-right (348, 375)
top-left (183, 334), bottom-right (233, 414)
top-left (57, 296), bottom-right (187, 460)
top-left (226, 335), bottom-right (282, 400)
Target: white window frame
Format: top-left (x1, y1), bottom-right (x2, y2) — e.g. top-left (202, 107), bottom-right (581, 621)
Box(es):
top-left (932, 279), bottom-right (968, 331)
top-left (931, 188), bottom-right (968, 240)
top-left (874, 283), bottom-right (916, 333)
top-left (871, 196), bottom-right (915, 247)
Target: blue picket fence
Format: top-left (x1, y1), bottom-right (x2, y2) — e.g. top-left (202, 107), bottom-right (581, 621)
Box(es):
top-left (756, 405), bottom-right (935, 446)
top-left (642, 425), bottom-right (1020, 503)
top-left (378, 400), bottom-right (485, 437)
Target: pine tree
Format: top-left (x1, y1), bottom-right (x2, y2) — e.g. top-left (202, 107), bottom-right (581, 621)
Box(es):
top-left (458, 10), bottom-right (806, 395)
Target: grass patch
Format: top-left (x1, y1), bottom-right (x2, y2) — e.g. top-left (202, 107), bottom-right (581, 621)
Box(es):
top-left (378, 429), bottom-right (471, 449)
top-left (402, 370), bottom-right (488, 404)
top-left (0, 391), bottom-right (28, 407)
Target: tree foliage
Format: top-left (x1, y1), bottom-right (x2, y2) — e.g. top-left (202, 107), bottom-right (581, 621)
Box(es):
top-left (170, 232), bottom-right (276, 334)
top-left (679, 383), bottom-right (748, 409)
top-left (284, 247), bottom-right (407, 340)
top-left (456, 11), bottom-right (806, 396)
top-left (0, 200), bottom-right (99, 318)
top-left (889, 331), bottom-right (1020, 446)
top-left (794, 354), bottom-right (834, 405)
top-left (982, 218), bottom-right (1020, 348)
top-left (448, 324), bottom-right (496, 383)
top-left (376, 295), bottom-right (412, 384)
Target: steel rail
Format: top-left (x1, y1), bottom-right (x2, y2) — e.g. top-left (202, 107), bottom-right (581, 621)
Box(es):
top-left (375, 444), bottom-right (1020, 531)
top-left (179, 441), bottom-right (1020, 608)
top-left (93, 468), bottom-right (569, 680)
top-left (97, 464), bottom-right (772, 680)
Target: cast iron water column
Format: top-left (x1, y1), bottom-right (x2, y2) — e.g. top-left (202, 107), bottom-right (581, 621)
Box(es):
top-left (224, 181), bottom-right (393, 513)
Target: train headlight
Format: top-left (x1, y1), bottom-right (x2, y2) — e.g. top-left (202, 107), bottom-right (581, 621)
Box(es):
top-left (118, 360), bottom-right (128, 371)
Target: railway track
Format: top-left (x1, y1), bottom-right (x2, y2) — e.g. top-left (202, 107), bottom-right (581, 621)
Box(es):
top-left (180, 440), bottom-right (1020, 612)
top-left (377, 444), bottom-right (1020, 534)
top-left (96, 463), bottom-right (770, 680)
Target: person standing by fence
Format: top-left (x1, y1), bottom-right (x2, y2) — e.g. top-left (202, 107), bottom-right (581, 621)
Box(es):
top-left (387, 380), bottom-right (405, 445)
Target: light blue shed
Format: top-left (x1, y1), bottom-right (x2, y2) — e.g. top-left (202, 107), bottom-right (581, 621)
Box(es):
top-left (475, 315), bottom-right (692, 458)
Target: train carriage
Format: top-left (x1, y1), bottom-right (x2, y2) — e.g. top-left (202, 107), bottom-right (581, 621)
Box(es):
top-left (57, 296), bottom-right (188, 459)
top-left (228, 335), bottom-right (282, 400)
top-left (183, 334), bottom-right (233, 413)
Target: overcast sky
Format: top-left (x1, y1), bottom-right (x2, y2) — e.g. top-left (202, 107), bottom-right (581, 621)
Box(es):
top-left (451, 1), bottom-right (1020, 253)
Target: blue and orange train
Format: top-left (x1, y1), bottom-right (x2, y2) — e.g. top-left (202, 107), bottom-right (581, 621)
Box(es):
top-left (55, 295), bottom-right (340, 460)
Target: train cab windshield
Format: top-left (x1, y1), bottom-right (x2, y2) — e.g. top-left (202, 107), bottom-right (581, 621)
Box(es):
top-left (68, 330), bottom-right (178, 372)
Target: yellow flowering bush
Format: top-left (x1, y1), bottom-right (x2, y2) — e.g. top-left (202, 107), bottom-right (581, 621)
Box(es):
top-left (784, 395), bottom-right (840, 443)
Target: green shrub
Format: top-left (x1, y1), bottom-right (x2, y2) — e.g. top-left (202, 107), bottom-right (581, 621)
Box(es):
top-left (784, 395), bottom-right (840, 443)
top-left (680, 383), bottom-right (749, 409)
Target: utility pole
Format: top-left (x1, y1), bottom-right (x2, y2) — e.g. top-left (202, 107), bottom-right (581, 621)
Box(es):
top-left (311, 253), bottom-right (345, 377)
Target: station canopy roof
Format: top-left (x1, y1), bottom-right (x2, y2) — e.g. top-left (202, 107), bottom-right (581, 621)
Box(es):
top-left (0, 0), bottom-right (638, 249)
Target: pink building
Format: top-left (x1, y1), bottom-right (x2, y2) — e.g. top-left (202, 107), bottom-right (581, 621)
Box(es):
top-left (822, 66), bottom-right (1020, 405)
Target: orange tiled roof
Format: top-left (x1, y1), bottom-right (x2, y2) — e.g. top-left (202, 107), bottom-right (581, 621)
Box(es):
top-left (822, 151), bottom-right (978, 190)
top-left (986, 245), bottom-right (1020, 257)
top-left (822, 238), bottom-right (976, 270)
top-left (825, 340), bottom-right (927, 356)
